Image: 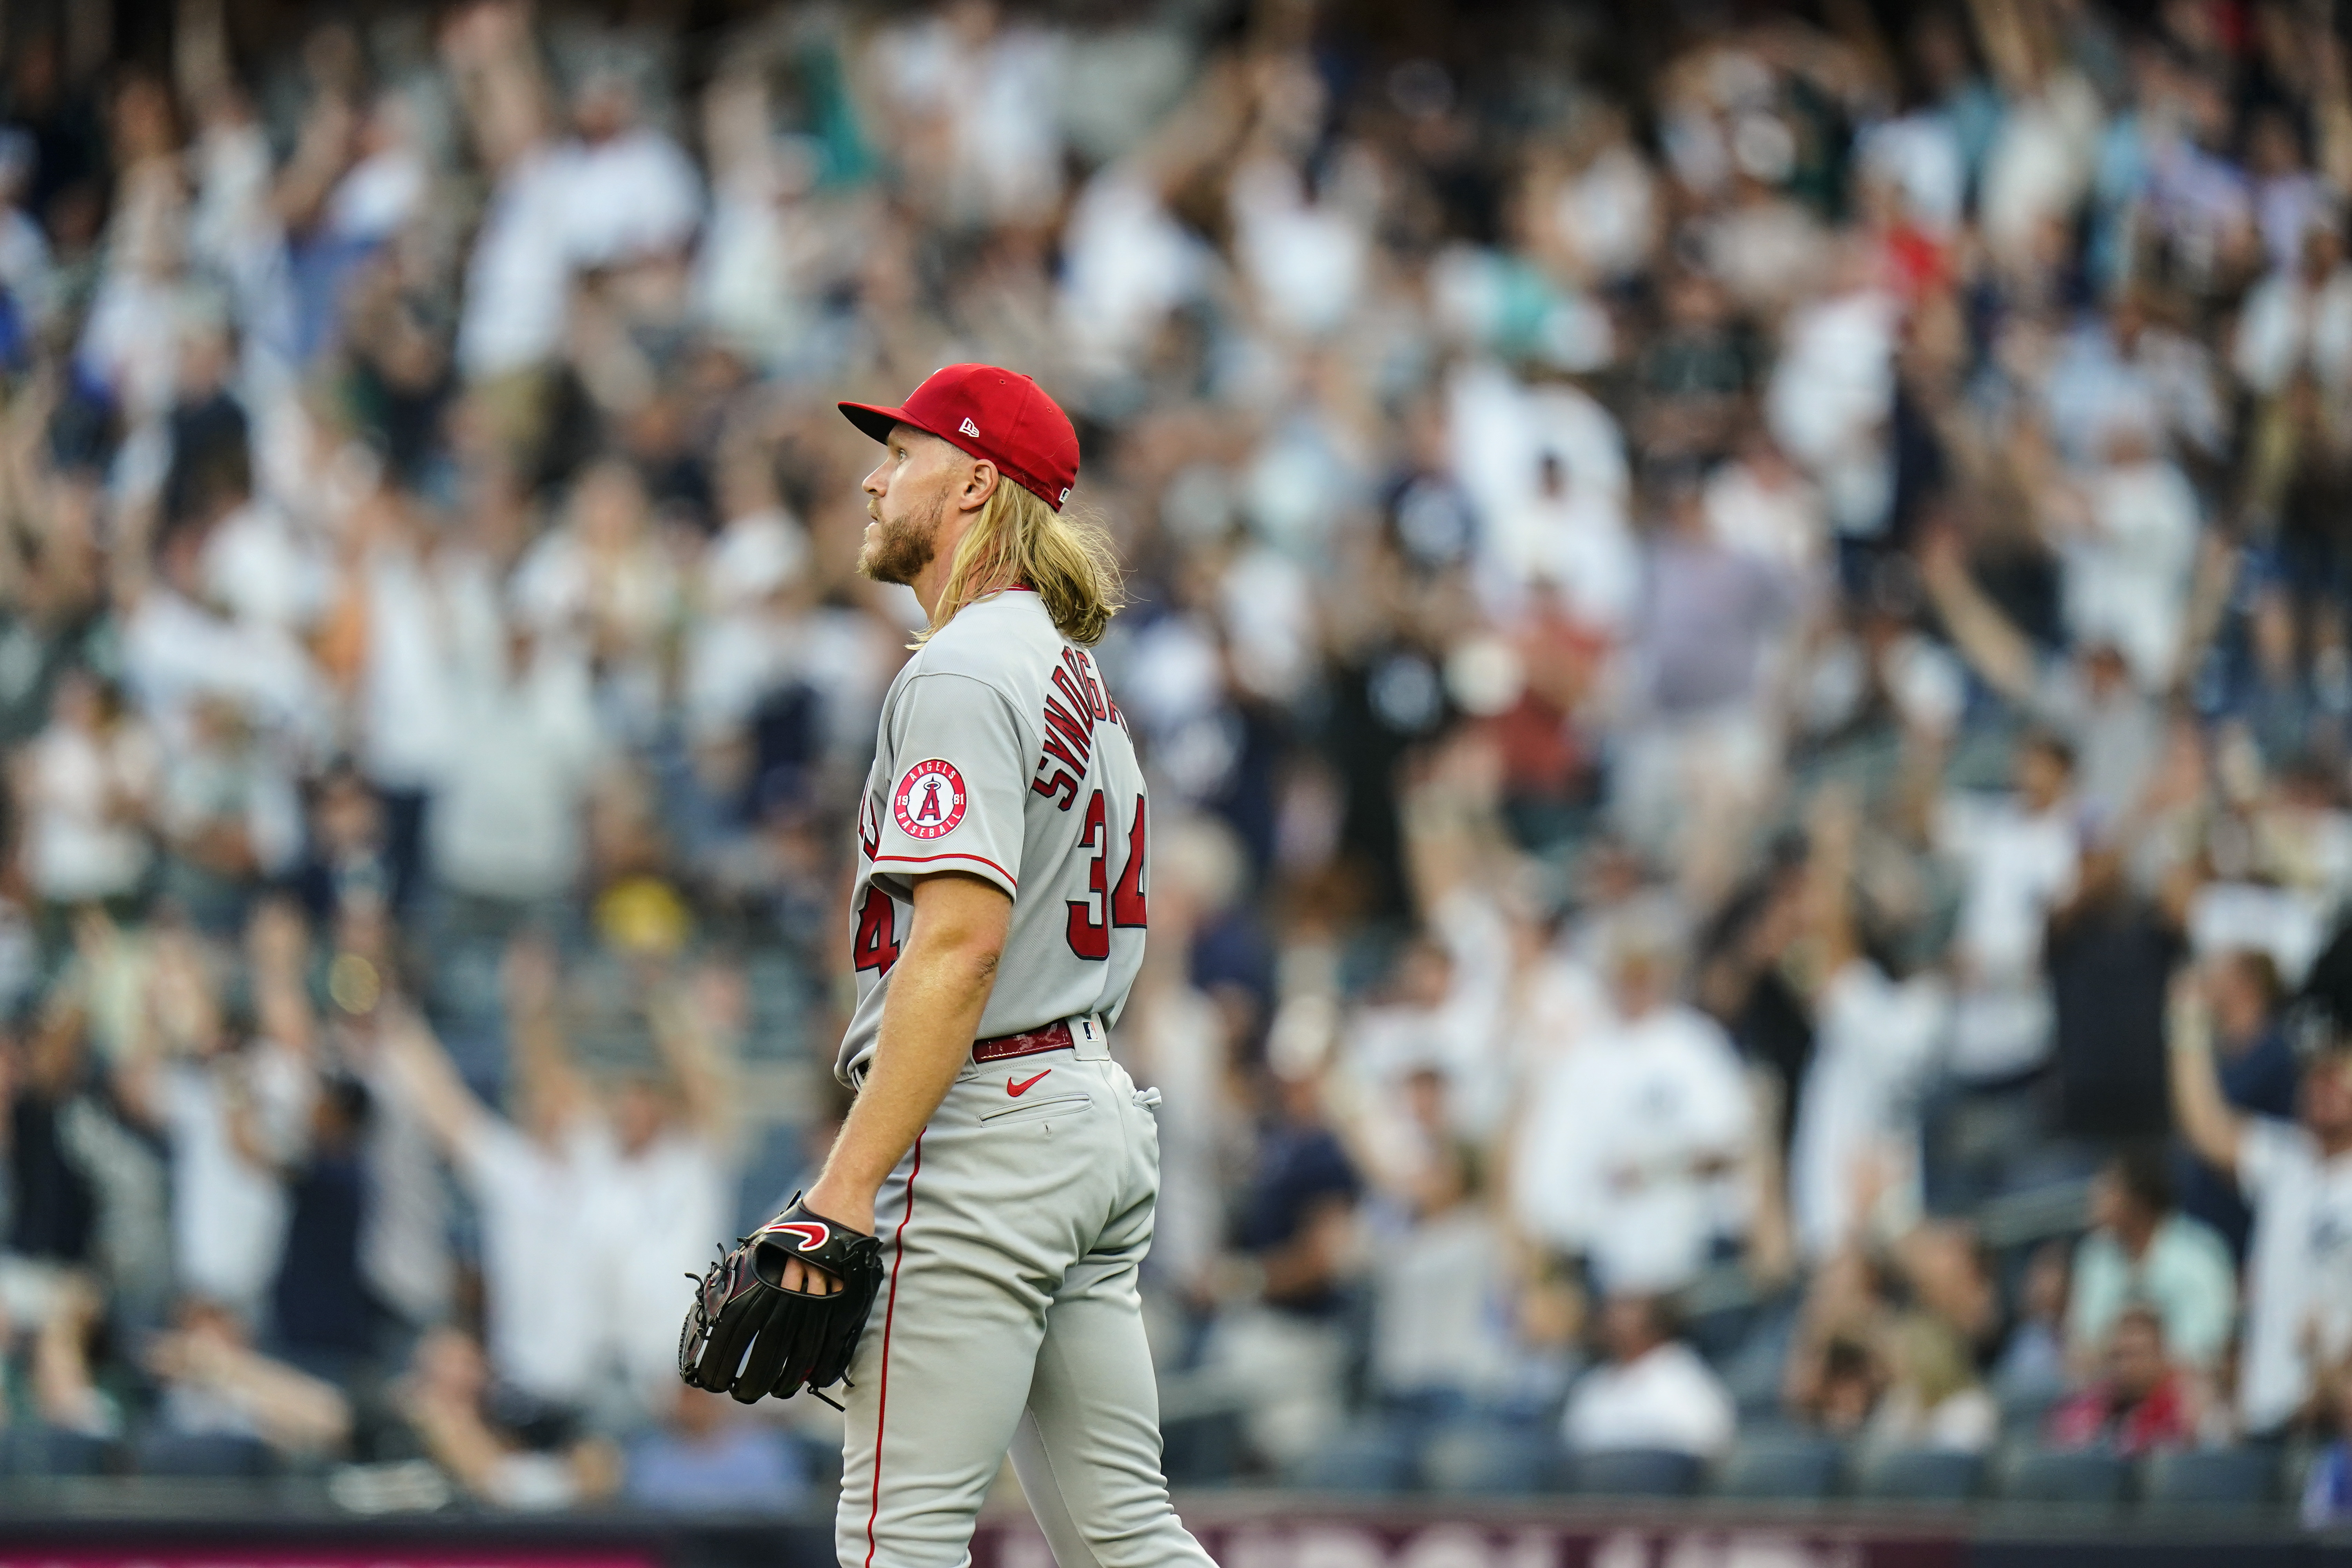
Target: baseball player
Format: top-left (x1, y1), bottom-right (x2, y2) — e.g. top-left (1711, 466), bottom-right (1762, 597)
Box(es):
top-left (681, 365), bottom-right (1216, 1568)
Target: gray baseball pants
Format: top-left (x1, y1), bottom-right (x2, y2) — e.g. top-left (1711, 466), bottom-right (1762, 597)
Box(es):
top-left (834, 1026), bottom-right (1215, 1568)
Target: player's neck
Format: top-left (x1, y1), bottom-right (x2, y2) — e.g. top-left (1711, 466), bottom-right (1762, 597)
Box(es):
top-left (910, 511), bottom-right (981, 626)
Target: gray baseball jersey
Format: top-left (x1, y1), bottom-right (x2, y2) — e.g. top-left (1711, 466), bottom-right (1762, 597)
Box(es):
top-left (827, 587), bottom-right (1213, 1568)
top-left (835, 588), bottom-right (1149, 1087)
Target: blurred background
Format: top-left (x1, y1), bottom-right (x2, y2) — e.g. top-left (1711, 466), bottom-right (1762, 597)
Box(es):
top-left (9, 0), bottom-right (2352, 1555)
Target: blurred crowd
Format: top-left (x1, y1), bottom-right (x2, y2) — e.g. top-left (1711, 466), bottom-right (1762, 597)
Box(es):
top-left (11, 0), bottom-right (2352, 1521)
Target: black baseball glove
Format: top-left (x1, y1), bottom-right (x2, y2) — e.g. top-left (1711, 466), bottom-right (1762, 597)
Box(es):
top-left (679, 1196), bottom-right (886, 1406)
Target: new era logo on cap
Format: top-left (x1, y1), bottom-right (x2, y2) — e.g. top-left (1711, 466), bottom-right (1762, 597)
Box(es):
top-left (838, 365), bottom-right (1081, 512)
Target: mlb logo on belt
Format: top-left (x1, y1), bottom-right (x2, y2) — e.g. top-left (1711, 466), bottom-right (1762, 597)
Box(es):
top-left (893, 758), bottom-right (969, 840)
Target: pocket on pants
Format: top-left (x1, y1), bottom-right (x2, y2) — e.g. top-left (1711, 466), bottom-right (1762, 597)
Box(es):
top-left (980, 1093), bottom-right (1094, 1127)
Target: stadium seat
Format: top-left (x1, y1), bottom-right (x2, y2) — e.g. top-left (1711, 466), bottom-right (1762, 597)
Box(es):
top-left (132, 1430), bottom-right (273, 1478)
top-left (1853, 1447), bottom-right (1984, 1502)
top-left (1292, 1426), bottom-right (1418, 1493)
top-left (1998, 1446), bottom-right (2131, 1506)
top-left (1712, 1434), bottom-right (1845, 1501)
top-left (1160, 1410), bottom-right (1244, 1486)
top-left (2140, 1447), bottom-right (2280, 1511)
top-left (1418, 1423), bottom-right (1552, 1495)
top-left (0, 1427), bottom-right (114, 1477)
top-left (1560, 1446), bottom-right (1706, 1498)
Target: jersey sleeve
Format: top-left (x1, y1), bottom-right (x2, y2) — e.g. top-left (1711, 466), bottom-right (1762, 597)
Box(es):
top-left (869, 672), bottom-right (1027, 901)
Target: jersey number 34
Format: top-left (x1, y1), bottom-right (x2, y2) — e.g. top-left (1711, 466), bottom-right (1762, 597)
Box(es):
top-left (1067, 789), bottom-right (1147, 960)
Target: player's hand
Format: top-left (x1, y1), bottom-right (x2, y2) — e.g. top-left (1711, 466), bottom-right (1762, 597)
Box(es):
top-left (784, 1178), bottom-right (875, 1296)
top-left (779, 1256), bottom-right (842, 1296)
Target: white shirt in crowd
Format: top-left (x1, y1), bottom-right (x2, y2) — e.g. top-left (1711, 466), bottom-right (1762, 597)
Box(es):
top-left (1339, 891), bottom-right (1515, 1180)
top-left (1513, 1002), bottom-right (1755, 1293)
top-left (2062, 456), bottom-right (2200, 692)
top-left (426, 643), bottom-right (601, 902)
top-left (1937, 790), bottom-right (2080, 1081)
top-left (460, 1111), bottom-right (729, 1415)
top-left (1562, 1339), bottom-right (1736, 1459)
top-left (357, 542), bottom-right (459, 793)
top-left (1978, 73), bottom-right (2102, 269)
top-left (684, 507), bottom-right (813, 736)
top-left (200, 500), bottom-right (331, 635)
top-left (1864, 1383), bottom-right (1999, 1455)
top-left (1055, 169), bottom-right (1209, 377)
top-left (2233, 261), bottom-right (2352, 394)
top-left (1369, 1206), bottom-right (1516, 1402)
top-left (163, 1049), bottom-right (308, 1319)
top-left (1126, 984), bottom-right (1230, 1295)
top-left (121, 586), bottom-right (332, 758)
top-left (1704, 452), bottom-right (1827, 585)
top-left (457, 147), bottom-right (573, 380)
top-left (549, 127), bottom-right (702, 270)
top-left (1766, 286), bottom-right (1897, 539)
top-left (2236, 1118), bottom-right (2352, 1434)
top-left (1550, 136), bottom-right (1657, 283)
top-left (461, 1117), bottom-right (614, 1406)
top-left (874, 16), bottom-right (1066, 228)
top-left (1231, 156), bottom-right (1370, 340)
top-left (1858, 113), bottom-right (1965, 235)
top-left (590, 1131), bottom-right (730, 1408)
top-left (21, 720), bottom-right (158, 903)
top-left (1447, 364), bottom-right (1631, 608)
top-left (1790, 962), bottom-right (1947, 1261)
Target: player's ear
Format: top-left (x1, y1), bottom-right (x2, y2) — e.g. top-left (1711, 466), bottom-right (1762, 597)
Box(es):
top-left (957, 459), bottom-right (1001, 514)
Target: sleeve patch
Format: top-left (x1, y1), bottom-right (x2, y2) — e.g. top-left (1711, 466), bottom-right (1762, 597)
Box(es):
top-left (892, 758), bottom-right (969, 840)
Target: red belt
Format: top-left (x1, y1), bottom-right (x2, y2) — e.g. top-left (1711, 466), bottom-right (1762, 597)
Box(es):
top-left (973, 1020), bottom-right (1074, 1064)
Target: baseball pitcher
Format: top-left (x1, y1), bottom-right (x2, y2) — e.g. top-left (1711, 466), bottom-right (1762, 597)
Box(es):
top-left (681, 365), bottom-right (1217, 1568)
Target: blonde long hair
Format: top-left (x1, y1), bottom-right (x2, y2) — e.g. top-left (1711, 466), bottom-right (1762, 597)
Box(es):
top-left (922, 479), bottom-right (1124, 646)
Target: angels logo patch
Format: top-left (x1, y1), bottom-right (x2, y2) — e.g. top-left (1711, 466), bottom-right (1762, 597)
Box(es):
top-left (893, 758), bottom-right (969, 840)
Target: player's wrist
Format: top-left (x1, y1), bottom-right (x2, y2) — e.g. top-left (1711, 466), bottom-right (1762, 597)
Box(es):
top-left (803, 1175), bottom-right (879, 1237)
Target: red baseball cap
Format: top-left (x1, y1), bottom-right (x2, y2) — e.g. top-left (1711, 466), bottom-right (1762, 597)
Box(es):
top-left (839, 364), bottom-right (1080, 511)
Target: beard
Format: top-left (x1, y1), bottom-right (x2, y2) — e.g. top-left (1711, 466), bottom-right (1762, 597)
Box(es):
top-left (856, 486), bottom-right (947, 586)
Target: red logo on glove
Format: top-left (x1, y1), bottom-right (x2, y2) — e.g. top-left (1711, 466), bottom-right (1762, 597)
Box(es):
top-left (893, 759), bottom-right (968, 840)
top-left (768, 1220), bottom-right (829, 1250)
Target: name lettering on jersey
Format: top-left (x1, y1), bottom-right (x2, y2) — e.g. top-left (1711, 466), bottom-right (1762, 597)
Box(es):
top-left (858, 792), bottom-right (880, 860)
top-left (1031, 649), bottom-right (1126, 811)
top-left (1042, 693), bottom-right (1093, 766)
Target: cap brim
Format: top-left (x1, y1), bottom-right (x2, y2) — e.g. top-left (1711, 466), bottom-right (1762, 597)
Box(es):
top-left (838, 400), bottom-right (917, 445)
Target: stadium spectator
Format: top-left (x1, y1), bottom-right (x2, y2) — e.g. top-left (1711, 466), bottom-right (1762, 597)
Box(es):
top-left (2305, 1357), bottom-right (2352, 1528)
top-left (13, 0), bottom-right (2352, 1506)
top-left (1861, 1312), bottom-right (1999, 1457)
top-left (1991, 1239), bottom-right (2073, 1419)
top-left (2178, 949), bottom-right (2299, 1259)
top-left (2066, 1147), bottom-right (2236, 1374)
top-left (625, 1385), bottom-right (808, 1513)
top-left (267, 1070), bottom-right (374, 1376)
top-left (1513, 916), bottom-right (1760, 1294)
top-left (143, 1294), bottom-right (353, 1459)
top-left (2171, 979), bottom-right (2352, 1437)
top-left (1562, 1293), bottom-right (1737, 1461)
top-left (1365, 1134), bottom-right (1516, 1414)
top-left (2047, 1303), bottom-right (2197, 1456)
top-left (395, 1326), bottom-right (619, 1511)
